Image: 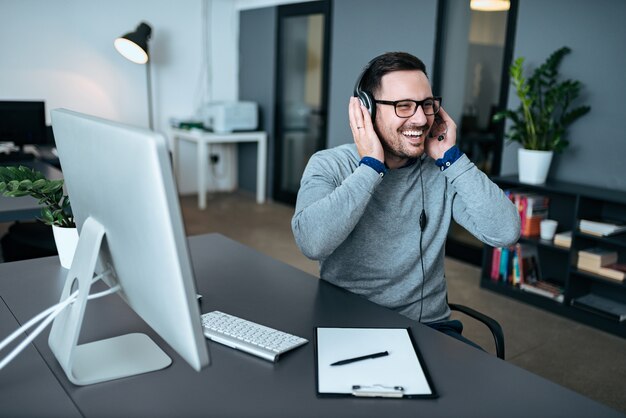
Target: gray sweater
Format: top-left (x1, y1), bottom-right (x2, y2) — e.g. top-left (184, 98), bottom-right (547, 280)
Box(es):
top-left (292, 144), bottom-right (520, 323)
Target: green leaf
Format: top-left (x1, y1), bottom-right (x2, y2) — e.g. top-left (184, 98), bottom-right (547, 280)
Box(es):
top-left (40, 180), bottom-right (64, 194)
top-left (42, 207), bottom-right (55, 223)
top-left (2, 167), bottom-right (19, 181)
top-left (31, 179), bottom-right (47, 190)
top-left (6, 190), bottom-right (30, 197)
top-left (562, 106), bottom-right (591, 126)
top-left (18, 179), bottom-right (33, 191)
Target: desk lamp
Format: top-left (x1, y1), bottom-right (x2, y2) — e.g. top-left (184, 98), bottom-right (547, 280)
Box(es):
top-left (114, 22), bottom-right (154, 130)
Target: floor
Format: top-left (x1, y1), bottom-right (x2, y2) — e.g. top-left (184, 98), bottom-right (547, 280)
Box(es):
top-left (1, 191), bottom-right (624, 414)
top-left (180, 192), bottom-right (626, 415)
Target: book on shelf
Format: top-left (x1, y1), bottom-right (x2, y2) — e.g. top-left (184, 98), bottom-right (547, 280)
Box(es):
top-left (518, 243), bottom-right (541, 283)
top-left (512, 247), bottom-right (521, 285)
top-left (553, 231), bottom-right (572, 248)
top-left (571, 293), bottom-right (626, 322)
top-left (523, 216), bottom-right (545, 238)
top-left (499, 246), bottom-right (511, 283)
top-left (577, 262), bottom-right (626, 282)
top-left (490, 247), bottom-right (502, 281)
top-left (519, 280), bottom-right (564, 303)
top-left (579, 219), bottom-right (626, 237)
top-left (491, 245), bottom-right (514, 283)
top-left (577, 247), bottom-right (618, 267)
top-left (520, 195), bottom-right (549, 237)
top-left (491, 244), bottom-right (541, 285)
top-left (506, 191), bottom-right (550, 238)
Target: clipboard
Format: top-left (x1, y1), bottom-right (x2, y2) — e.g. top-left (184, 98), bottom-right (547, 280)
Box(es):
top-left (314, 327), bottom-right (437, 399)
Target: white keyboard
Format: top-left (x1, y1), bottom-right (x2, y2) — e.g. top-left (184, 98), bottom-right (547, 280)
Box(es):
top-left (201, 311), bottom-right (308, 362)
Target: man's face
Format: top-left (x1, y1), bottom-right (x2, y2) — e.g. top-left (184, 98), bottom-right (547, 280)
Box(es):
top-left (373, 70), bottom-right (435, 166)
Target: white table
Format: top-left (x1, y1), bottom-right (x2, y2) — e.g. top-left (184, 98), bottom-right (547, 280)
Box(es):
top-left (170, 128), bottom-right (267, 208)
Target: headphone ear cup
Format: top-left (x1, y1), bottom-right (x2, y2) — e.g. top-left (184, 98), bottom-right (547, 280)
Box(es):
top-left (354, 62), bottom-right (376, 122)
top-left (356, 90), bottom-right (376, 121)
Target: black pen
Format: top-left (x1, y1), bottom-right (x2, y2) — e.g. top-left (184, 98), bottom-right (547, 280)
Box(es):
top-left (330, 350), bottom-right (389, 366)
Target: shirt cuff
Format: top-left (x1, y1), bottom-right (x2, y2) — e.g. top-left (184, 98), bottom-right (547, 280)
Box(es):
top-left (435, 145), bottom-right (464, 171)
top-left (359, 156), bottom-right (387, 177)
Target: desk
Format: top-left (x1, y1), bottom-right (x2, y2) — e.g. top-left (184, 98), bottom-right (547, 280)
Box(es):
top-left (0, 160), bottom-right (63, 222)
top-left (0, 234), bottom-right (623, 417)
top-left (170, 129), bottom-right (267, 208)
top-left (0, 299), bottom-right (82, 417)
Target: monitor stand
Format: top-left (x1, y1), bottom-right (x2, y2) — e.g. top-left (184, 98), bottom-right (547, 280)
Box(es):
top-left (48, 217), bottom-right (172, 386)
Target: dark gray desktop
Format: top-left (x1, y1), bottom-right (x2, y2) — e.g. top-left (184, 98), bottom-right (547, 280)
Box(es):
top-left (0, 233), bottom-right (622, 417)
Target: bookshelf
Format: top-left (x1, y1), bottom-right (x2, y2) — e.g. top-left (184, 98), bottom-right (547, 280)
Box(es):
top-left (481, 175), bottom-right (626, 338)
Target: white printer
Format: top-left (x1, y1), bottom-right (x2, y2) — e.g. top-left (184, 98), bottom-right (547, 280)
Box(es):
top-left (201, 101), bottom-right (258, 133)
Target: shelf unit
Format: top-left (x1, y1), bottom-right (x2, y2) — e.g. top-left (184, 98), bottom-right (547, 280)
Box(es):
top-left (481, 175), bottom-right (626, 338)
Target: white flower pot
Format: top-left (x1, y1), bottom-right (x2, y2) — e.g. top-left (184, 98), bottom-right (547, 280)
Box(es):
top-left (518, 148), bottom-right (554, 184)
top-left (52, 225), bottom-right (79, 269)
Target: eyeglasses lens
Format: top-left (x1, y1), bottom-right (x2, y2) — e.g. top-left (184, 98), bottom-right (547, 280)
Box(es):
top-left (395, 99), bottom-right (440, 117)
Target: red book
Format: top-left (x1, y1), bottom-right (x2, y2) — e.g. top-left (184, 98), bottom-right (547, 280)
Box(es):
top-left (491, 247), bottom-right (502, 281)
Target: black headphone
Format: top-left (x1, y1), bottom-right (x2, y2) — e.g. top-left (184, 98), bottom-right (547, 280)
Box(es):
top-left (353, 59), bottom-right (377, 120)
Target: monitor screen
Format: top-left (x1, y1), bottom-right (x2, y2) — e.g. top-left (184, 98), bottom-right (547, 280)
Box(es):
top-left (49, 109), bottom-right (209, 385)
top-left (0, 101), bottom-right (47, 146)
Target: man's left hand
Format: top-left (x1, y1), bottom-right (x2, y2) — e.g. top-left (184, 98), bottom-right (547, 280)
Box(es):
top-left (425, 107), bottom-right (457, 160)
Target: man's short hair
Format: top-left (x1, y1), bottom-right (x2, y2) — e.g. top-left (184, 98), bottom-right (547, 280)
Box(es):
top-left (360, 52), bottom-right (428, 98)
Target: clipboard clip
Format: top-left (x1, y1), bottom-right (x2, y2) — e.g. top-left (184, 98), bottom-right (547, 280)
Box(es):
top-left (352, 384), bottom-right (405, 398)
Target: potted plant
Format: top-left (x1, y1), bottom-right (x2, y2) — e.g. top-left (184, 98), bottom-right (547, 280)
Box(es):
top-left (493, 46), bottom-right (591, 184)
top-left (0, 165), bottom-right (78, 268)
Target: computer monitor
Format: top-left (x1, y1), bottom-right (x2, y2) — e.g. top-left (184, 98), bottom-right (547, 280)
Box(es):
top-left (0, 101), bottom-right (47, 148)
top-left (49, 109), bottom-right (209, 385)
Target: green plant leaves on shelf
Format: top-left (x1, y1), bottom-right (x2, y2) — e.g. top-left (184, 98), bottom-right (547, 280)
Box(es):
top-left (0, 165), bottom-right (75, 227)
top-left (493, 46), bottom-right (591, 153)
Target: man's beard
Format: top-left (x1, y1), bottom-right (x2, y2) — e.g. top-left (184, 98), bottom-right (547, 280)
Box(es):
top-left (375, 124), bottom-right (427, 161)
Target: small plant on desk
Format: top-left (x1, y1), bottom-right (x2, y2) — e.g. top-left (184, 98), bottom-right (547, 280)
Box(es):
top-left (0, 165), bottom-right (75, 227)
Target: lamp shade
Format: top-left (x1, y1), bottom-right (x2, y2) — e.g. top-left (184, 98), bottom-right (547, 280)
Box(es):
top-left (114, 22), bottom-right (152, 64)
top-left (470, 0), bottom-right (510, 11)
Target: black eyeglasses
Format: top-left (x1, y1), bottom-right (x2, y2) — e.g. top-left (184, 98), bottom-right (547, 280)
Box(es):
top-left (374, 97), bottom-right (442, 118)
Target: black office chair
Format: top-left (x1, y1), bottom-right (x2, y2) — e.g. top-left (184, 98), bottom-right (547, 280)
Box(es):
top-left (449, 302), bottom-right (505, 360)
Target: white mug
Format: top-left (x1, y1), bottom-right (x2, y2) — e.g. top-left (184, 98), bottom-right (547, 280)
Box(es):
top-left (540, 219), bottom-right (558, 241)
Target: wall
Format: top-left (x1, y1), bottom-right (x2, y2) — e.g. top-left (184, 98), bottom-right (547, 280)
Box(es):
top-left (238, 0), bottom-right (438, 196)
top-left (238, 7), bottom-right (277, 195)
top-left (326, 0), bottom-right (437, 148)
top-left (9, 0), bottom-right (620, 196)
top-left (0, 0), bottom-right (240, 194)
top-left (0, 0), bottom-right (203, 132)
top-left (500, 0), bottom-right (626, 191)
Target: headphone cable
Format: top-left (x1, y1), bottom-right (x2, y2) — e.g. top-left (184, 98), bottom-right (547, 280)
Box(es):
top-left (418, 156), bottom-right (427, 322)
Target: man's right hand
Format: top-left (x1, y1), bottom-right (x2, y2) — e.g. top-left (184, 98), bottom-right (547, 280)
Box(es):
top-left (349, 97), bottom-right (385, 163)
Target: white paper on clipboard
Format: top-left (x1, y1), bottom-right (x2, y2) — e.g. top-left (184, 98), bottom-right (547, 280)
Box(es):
top-left (315, 327), bottom-right (435, 398)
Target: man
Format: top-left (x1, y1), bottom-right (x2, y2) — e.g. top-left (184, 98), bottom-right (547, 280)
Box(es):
top-left (291, 52), bottom-right (520, 347)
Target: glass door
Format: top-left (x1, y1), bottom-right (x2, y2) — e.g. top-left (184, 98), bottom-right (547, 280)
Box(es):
top-left (433, 0), bottom-right (518, 265)
top-left (274, 1), bottom-right (331, 204)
